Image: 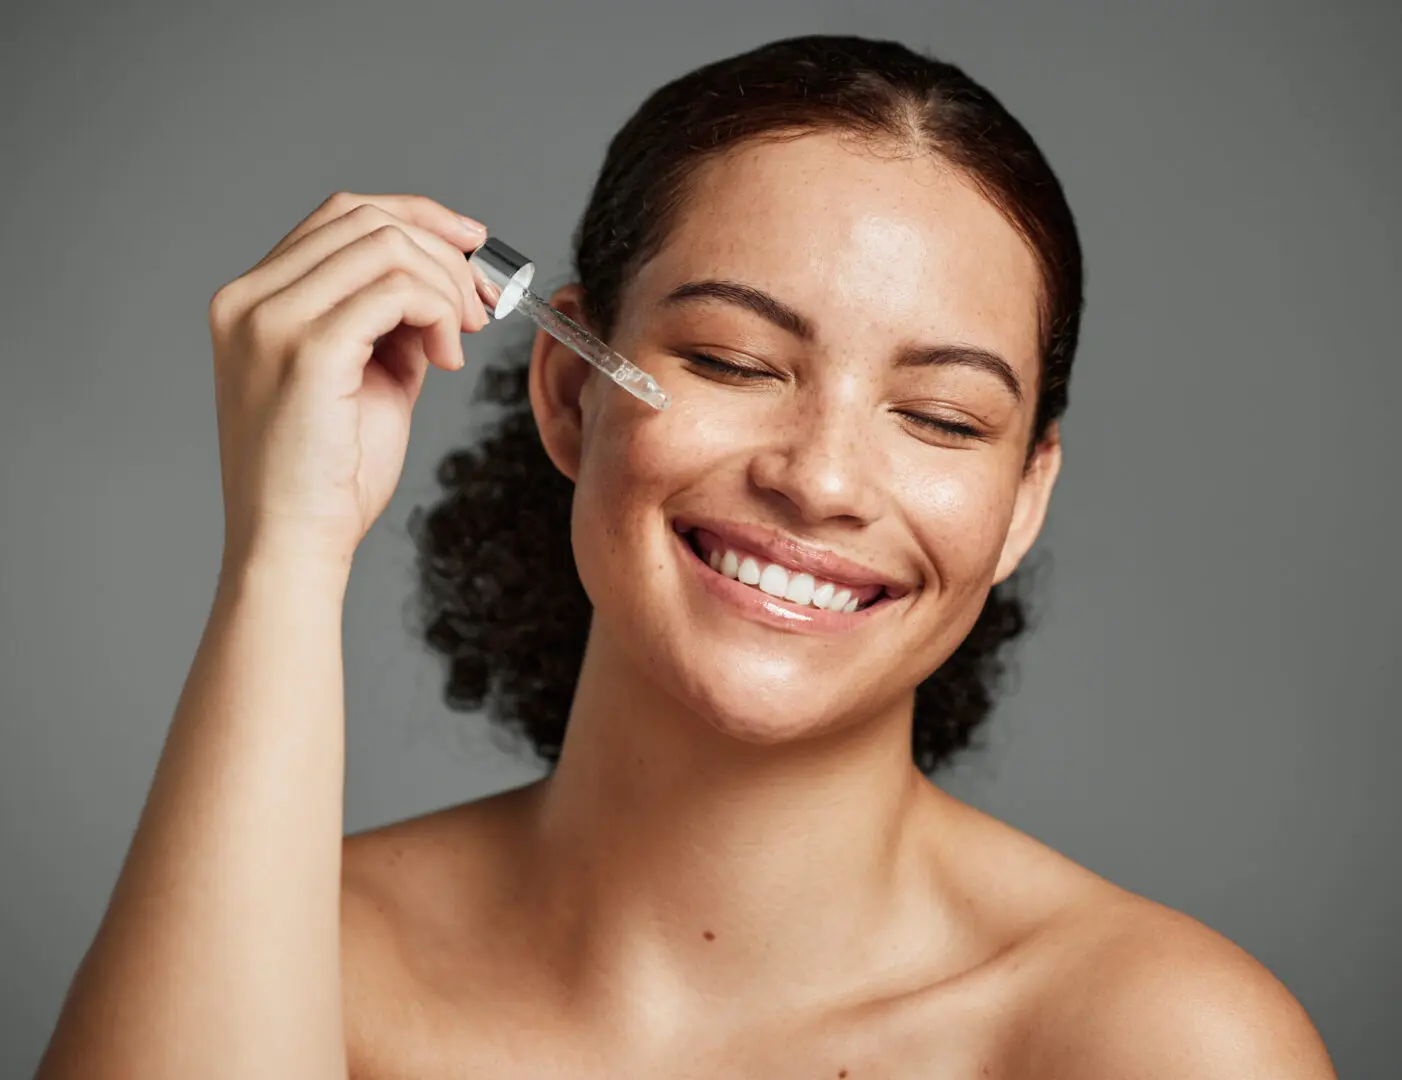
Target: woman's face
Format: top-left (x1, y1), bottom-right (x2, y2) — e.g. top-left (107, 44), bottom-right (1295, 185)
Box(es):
top-left (537, 131), bottom-right (1057, 744)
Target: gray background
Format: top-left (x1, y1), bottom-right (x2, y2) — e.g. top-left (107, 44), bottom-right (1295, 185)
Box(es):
top-left (2, 0), bottom-right (1397, 1074)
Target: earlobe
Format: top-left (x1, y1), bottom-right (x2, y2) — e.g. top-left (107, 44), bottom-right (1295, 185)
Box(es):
top-left (527, 284), bottom-right (592, 483)
top-left (992, 426), bottom-right (1062, 585)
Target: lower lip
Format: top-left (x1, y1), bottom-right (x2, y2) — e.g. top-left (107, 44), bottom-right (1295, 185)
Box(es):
top-left (673, 529), bottom-right (892, 634)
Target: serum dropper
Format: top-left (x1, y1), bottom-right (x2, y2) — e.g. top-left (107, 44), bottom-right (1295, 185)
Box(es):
top-left (467, 237), bottom-right (670, 410)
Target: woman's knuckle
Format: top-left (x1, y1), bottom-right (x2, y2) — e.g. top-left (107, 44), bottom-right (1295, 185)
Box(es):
top-left (207, 283), bottom-right (239, 330)
top-left (369, 224), bottom-right (413, 256)
top-left (381, 266), bottom-right (415, 292)
top-left (345, 202), bottom-right (387, 229)
top-left (242, 297), bottom-right (285, 344)
top-left (323, 190), bottom-right (359, 214)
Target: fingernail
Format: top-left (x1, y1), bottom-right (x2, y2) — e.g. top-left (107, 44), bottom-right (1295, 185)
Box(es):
top-left (459, 216), bottom-right (487, 239)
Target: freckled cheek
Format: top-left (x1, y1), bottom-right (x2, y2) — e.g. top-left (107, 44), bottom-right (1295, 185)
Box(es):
top-left (572, 457), bottom-right (690, 600)
top-left (571, 406), bottom-right (735, 609)
top-left (900, 469), bottom-right (1016, 581)
top-left (582, 396), bottom-right (741, 500)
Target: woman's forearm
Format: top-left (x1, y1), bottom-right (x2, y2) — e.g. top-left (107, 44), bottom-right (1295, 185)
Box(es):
top-left (38, 554), bottom-right (353, 1080)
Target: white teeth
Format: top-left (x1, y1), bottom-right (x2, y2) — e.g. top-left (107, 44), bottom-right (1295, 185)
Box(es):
top-left (784, 572), bottom-right (815, 605)
top-left (758, 563), bottom-right (789, 597)
top-left (700, 542), bottom-right (872, 615)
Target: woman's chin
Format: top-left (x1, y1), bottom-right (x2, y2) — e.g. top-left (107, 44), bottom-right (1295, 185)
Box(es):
top-left (670, 660), bottom-right (856, 748)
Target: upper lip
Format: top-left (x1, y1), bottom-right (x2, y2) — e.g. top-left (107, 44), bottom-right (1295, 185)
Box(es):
top-left (674, 517), bottom-right (914, 598)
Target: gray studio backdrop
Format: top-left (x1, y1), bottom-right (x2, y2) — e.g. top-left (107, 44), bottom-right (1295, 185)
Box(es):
top-left (2, 1), bottom-right (1398, 1074)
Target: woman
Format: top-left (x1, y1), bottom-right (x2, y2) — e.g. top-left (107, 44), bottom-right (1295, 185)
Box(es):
top-left (39, 35), bottom-right (1334, 1079)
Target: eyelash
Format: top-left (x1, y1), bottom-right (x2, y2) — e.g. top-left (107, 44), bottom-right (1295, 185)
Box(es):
top-left (899, 413), bottom-right (983, 440)
top-left (686, 351), bottom-right (771, 380)
top-left (683, 351), bottom-right (985, 441)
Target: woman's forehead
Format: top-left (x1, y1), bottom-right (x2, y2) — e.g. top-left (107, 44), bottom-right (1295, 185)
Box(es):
top-left (628, 132), bottom-right (1044, 369)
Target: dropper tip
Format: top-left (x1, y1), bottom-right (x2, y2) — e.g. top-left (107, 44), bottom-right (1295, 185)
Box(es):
top-left (617, 369), bottom-right (670, 410)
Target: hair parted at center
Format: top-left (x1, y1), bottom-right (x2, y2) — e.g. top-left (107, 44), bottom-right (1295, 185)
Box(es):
top-left (408, 34), bottom-right (1084, 775)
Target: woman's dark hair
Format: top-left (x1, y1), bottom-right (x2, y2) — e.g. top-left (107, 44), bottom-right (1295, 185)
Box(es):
top-left (409, 35), bottom-right (1084, 775)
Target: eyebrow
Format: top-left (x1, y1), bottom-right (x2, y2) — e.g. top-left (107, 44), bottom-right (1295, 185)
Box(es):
top-left (661, 280), bottom-right (816, 341)
top-left (660, 278), bottom-right (1024, 402)
top-left (896, 343), bottom-right (1024, 403)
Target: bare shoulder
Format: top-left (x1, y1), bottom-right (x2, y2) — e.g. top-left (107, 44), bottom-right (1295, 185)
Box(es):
top-left (1018, 893), bottom-right (1336, 1079)
top-left (925, 798), bottom-right (1334, 1079)
top-left (341, 780), bottom-right (539, 910)
top-left (342, 790), bottom-right (511, 937)
top-left (338, 784), bottom-right (540, 1079)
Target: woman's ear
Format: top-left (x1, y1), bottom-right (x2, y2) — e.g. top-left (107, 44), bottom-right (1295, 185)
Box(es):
top-left (527, 284), bottom-right (593, 483)
top-left (992, 424), bottom-right (1062, 585)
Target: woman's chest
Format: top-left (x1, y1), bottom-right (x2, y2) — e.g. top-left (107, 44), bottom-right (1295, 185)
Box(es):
top-left (347, 977), bottom-right (1026, 1080)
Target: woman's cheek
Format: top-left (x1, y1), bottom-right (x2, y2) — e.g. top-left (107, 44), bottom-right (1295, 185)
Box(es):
top-left (600, 384), bottom-right (745, 493)
top-left (901, 465), bottom-right (1015, 584)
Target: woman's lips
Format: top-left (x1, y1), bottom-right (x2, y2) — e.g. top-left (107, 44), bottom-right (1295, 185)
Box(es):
top-left (672, 516), bottom-right (911, 599)
top-left (689, 528), bottom-right (884, 612)
top-left (673, 528), bottom-right (898, 633)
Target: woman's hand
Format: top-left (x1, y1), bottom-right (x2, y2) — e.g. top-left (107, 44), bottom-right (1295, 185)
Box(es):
top-left (207, 191), bottom-right (491, 572)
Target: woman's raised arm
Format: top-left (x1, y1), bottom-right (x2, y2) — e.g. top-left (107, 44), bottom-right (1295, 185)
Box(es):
top-left (37, 192), bottom-right (490, 1080)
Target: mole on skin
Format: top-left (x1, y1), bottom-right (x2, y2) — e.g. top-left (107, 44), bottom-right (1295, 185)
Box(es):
top-left (702, 931), bottom-right (716, 941)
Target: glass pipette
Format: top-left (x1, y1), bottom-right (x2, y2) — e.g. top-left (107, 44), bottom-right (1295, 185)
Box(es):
top-left (467, 237), bottom-right (669, 411)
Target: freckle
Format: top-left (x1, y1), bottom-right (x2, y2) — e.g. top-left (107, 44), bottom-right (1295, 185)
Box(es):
top-left (839, 1071), bottom-right (848, 1078)
top-left (703, 931), bottom-right (715, 941)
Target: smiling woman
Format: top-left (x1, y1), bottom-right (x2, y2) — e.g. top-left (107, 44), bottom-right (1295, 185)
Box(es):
top-left (416, 142), bottom-right (1047, 766)
top-left (415, 119), bottom-right (1059, 771)
top-left (36, 32), bottom-right (1335, 1080)
top-left (396, 34), bottom-right (1333, 1078)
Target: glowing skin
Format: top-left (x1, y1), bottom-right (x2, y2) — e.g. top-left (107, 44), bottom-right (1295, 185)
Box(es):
top-left (330, 137), bottom-right (1333, 1078)
top-left (534, 131), bottom-right (1055, 747)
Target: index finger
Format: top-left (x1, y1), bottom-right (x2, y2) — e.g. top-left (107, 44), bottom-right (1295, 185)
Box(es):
top-left (256, 191), bottom-right (487, 270)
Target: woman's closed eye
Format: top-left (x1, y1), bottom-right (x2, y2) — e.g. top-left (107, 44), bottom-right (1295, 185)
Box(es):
top-left (683, 351), bottom-right (777, 381)
top-left (684, 350), bottom-right (988, 443)
top-left (894, 410), bottom-right (986, 442)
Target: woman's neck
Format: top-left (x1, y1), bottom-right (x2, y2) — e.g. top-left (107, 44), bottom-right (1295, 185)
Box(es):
top-left (516, 624), bottom-right (958, 1041)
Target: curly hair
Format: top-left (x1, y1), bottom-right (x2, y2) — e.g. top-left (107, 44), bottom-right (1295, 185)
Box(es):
top-left (409, 35), bottom-right (1083, 775)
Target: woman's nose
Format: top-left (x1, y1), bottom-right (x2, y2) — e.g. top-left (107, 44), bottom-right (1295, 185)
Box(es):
top-left (747, 400), bottom-right (885, 525)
